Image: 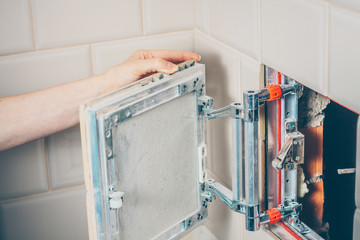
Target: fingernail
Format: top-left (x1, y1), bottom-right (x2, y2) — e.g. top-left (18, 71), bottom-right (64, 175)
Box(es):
top-left (167, 62), bottom-right (178, 72)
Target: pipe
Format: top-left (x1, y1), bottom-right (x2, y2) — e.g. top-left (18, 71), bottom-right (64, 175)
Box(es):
top-left (243, 91), bottom-right (260, 231)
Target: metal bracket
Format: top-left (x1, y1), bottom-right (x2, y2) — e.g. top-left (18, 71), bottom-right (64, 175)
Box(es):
top-left (272, 130), bottom-right (304, 171)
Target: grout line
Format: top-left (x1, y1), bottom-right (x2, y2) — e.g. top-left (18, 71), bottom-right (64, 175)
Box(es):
top-left (42, 137), bottom-right (51, 191)
top-left (0, 30), bottom-right (194, 58)
top-left (324, 3), bottom-right (330, 96)
top-left (140, 0), bottom-right (146, 35)
top-left (0, 43), bottom-right (92, 58)
top-left (328, 2), bottom-right (360, 15)
top-left (195, 29), bottom-right (261, 64)
top-left (205, 0), bottom-right (210, 34)
top-left (258, 0), bottom-right (262, 62)
top-left (0, 184), bottom-right (86, 204)
top-left (29, 0), bottom-right (37, 50)
top-left (90, 44), bottom-right (95, 76)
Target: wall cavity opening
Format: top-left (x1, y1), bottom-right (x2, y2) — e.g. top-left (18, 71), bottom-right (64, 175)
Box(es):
top-left (297, 87), bottom-right (358, 240)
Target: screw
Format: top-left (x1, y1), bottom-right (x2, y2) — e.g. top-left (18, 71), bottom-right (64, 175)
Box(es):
top-left (294, 141), bottom-right (298, 145)
top-left (105, 130), bottom-right (111, 138)
top-left (288, 163), bottom-right (294, 170)
top-left (295, 156), bottom-right (300, 161)
top-left (113, 115), bottom-right (119, 123)
top-left (125, 109), bottom-right (131, 118)
top-left (288, 122), bottom-right (295, 130)
top-left (107, 149), bottom-right (113, 158)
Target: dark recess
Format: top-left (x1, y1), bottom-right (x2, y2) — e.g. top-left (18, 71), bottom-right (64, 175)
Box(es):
top-left (323, 101), bottom-right (358, 240)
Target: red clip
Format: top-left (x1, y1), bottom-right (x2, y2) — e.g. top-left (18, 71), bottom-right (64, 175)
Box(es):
top-left (265, 85), bottom-right (282, 101)
top-left (266, 208), bottom-right (281, 224)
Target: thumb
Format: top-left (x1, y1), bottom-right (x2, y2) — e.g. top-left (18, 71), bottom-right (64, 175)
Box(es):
top-left (129, 58), bottom-right (179, 77)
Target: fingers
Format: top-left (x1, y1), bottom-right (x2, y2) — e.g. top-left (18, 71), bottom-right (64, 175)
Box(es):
top-left (130, 49), bottom-right (201, 63)
top-left (128, 58), bottom-right (179, 77)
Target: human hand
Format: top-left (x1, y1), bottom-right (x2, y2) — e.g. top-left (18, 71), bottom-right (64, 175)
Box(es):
top-left (100, 49), bottom-right (201, 94)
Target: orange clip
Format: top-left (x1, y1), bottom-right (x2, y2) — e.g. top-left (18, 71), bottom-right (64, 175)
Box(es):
top-left (265, 85), bottom-right (282, 101)
top-left (266, 208), bottom-right (281, 224)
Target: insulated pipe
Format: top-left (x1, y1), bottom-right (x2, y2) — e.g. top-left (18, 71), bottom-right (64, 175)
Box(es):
top-left (243, 91), bottom-right (260, 231)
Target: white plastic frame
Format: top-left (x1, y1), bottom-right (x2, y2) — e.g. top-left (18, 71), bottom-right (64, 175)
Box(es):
top-left (80, 63), bottom-right (209, 240)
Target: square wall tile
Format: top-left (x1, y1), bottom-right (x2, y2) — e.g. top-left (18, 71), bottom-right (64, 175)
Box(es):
top-left (261, 0), bottom-right (327, 95)
top-left (195, 31), bottom-right (240, 187)
top-left (46, 125), bottom-right (84, 189)
top-left (143, 0), bottom-right (194, 34)
top-left (0, 140), bottom-right (48, 201)
top-left (240, 54), bottom-right (263, 92)
top-left (328, 0), bottom-right (360, 13)
top-left (32, 0), bottom-right (142, 49)
top-left (92, 31), bottom-right (194, 75)
top-left (195, 0), bottom-right (209, 33)
top-left (194, 32), bottom-right (240, 108)
top-left (328, 6), bottom-right (360, 114)
top-left (209, 0), bottom-right (260, 59)
top-left (204, 171), bottom-right (243, 240)
top-left (0, 187), bottom-right (88, 240)
top-left (0, 46), bottom-right (91, 97)
top-left (181, 225), bottom-right (218, 240)
top-left (0, 0), bottom-right (34, 55)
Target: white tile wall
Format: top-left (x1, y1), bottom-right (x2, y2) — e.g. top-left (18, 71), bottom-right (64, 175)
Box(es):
top-left (46, 125), bottom-right (84, 189)
top-left (0, 187), bottom-right (88, 240)
top-left (32, 0), bottom-right (142, 49)
top-left (205, 191), bottom-right (242, 240)
top-left (0, 0), bottom-right (34, 55)
top-left (195, 31), bottom-right (240, 187)
top-left (92, 31), bottom-right (194, 75)
top-left (204, 171), bottom-right (243, 240)
top-left (142, 0), bottom-right (194, 35)
top-left (209, 0), bottom-right (260, 59)
top-left (181, 225), bottom-right (218, 240)
top-left (195, 0), bottom-right (209, 33)
top-left (328, 0), bottom-right (360, 13)
top-left (1, 1), bottom-right (360, 240)
top-left (328, 6), bottom-right (360, 114)
top-left (0, 46), bottom-right (92, 97)
top-left (239, 54), bottom-right (263, 92)
top-left (0, 140), bottom-right (48, 201)
top-left (261, 0), bottom-right (328, 95)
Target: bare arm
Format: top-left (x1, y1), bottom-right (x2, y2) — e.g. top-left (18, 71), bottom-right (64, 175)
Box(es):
top-left (0, 50), bottom-right (200, 151)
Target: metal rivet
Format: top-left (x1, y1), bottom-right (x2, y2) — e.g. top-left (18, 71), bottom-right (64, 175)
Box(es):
top-left (113, 115), bottom-right (119, 123)
top-left (125, 109), bottom-right (131, 118)
top-left (295, 156), bottom-right (300, 161)
top-left (107, 149), bottom-right (113, 158)
top-left (288, 122), bottom-right (295, 130)
top-left (294, 141), bottom-right (298, 145)
top-left (105, 130), bottom-right (111, 138)
top-left (288, 163), bottom-right (294, 170)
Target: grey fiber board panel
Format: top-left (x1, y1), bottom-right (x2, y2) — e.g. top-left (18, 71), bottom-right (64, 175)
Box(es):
top-left (353, 208), bottom-right (360, 240)
top-left (113, 92), bottom-right (199, 240)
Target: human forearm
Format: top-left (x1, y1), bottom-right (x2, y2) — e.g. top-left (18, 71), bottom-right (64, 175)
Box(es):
top-left (0, 49), bottom-right (200, 151)
top-left (0, 74), bottom-right (105, 150)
